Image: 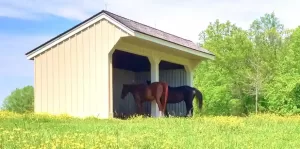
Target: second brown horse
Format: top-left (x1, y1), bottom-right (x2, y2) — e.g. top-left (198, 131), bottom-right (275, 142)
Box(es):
top-left (121, 81), bottom-right (169, 117)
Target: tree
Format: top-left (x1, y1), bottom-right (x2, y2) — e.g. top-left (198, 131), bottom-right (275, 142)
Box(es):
top-left (195, 20), bottom-right (253, 115)
top-left (194, 12), bottom-right (297, 116)
top-left (246, 12), bottom-right (286, 114)
top-left (264, 26), bottom-right (300, 114)
top-left (2, 86), bottom-right (34, 113)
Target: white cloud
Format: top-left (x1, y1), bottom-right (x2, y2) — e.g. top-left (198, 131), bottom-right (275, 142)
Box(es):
top-left (0, 0), bottom-right (101, 20)
top-left (0, 0), bottom-right (300, 42)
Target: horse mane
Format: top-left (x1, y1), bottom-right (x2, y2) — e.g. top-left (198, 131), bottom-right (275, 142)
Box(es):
top-left (124, 83), bottom-right (147, 91)
top-left (146, 80), bottom-right (151, 85)
top-left (124, 84), bottom-right (136, 90)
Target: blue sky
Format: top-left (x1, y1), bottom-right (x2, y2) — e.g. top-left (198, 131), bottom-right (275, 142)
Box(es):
top-left (0, 0), bottom-right (300, 106)
top-left (0, 15), bottom-right (79, 106)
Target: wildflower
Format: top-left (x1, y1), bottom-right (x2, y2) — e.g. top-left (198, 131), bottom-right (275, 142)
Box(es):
top-left (3, 130), bottom-right (10, 134)
top-left (13, 128), bottom-right (22, 131)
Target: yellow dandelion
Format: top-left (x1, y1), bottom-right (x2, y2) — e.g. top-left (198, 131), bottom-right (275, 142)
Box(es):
top-left (13, 128), bottom-right (22, 131)
top-left (3, 130), bottom-right (10, 134)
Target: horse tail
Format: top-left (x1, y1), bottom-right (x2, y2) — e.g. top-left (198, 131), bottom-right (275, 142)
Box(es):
top-left (193, 88), bottom-right (203, 109)
top-left (163, 82), bottom-right (169, 110)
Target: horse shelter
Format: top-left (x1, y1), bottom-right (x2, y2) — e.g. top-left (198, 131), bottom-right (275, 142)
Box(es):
top-left (25, 10), bottom-right (215, 118)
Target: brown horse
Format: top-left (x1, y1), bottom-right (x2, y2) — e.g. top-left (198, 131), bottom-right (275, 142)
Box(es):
top-left (121, 81), bottom-right (169, 117)
top-left (146, 80), bottom-right (203, 117)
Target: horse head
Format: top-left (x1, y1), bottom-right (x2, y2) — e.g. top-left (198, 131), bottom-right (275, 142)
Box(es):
top-left (146, 80), bottom-right (151, 85)
top-left (121, 84), bottom-right (130, 100)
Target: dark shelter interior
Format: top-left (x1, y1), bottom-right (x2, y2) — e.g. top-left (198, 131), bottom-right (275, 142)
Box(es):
top-left (113, 49), bottom-right (184, 71)
top-left (112, 49), bottom-right (185, 119)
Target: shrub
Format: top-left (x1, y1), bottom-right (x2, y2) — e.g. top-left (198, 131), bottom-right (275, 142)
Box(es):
top-left (2, 86), bottom-right (34, 113)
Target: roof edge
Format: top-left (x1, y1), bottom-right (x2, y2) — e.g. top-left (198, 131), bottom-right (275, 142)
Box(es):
top-left (25, 11), bottom-right (135, 59)
top-left (26, 10), bottom-right (215, 60)
top-left (134, 32), bottom-right (215, 60)
top-left (102, 10), bottom-right (196, 43)
top-left (25, 10), bottom-right (104, 56)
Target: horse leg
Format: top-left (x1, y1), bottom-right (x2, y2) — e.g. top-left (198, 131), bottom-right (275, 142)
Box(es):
top-left (155, 96), bottom-right (163, 117)
top-left (185, 95), bottom-right (194, 117)
top-left (185, 102), bottom-right (193, 117)
top-left (185, 91), bottom-right (197, 117)
top-left (140, 101), bottom-right (147, 117)
top-left (159, 86), bottom-right (169, 117)
top-left (137, 103), bottom-right (143, 116)
top-left (133, 94), bottom-right (143, 116)
top-left (160, 96), bottom-right (169, 117)
top-left (164, 106), bottom-right (169, 117)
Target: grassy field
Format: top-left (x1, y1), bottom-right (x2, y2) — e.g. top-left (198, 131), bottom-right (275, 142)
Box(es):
top-left (0, 111), bottom-right (300, 149)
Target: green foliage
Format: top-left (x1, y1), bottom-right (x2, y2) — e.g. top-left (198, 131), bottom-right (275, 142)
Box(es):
top-left (263, 27), bottom-right (300, 115)
top-left (2, 86), bottom-right (34, 113)
top-left (195, 20), bottom-right (253, 116)
top-left (194, 12), bottom-right (300, 116)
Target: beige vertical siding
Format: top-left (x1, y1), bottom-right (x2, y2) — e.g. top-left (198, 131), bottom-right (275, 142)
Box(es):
top-left (65, 39), bottom-right (72, 114)
top-left (47, 49), bottom-right (54, 114)
top-left (99, 21), bottom-right (109, 118)
top-left (89, 25), bottom-right (96, 115)
top-left (76, 32), bottom-right (84, 116)
top-left (41, 52), bottom-right (47, 112)
top-left (70, 36), bottom-right (77, 116)
top-left (82, 28), bottom-right (90, 115)
top-left (52, 46), bottom-right (59, 114)
top-left (95, 22), bottom-right (102, 116)
top-left (34, 19), bottom-right (129, 118)
top-left (113, 68), bottom-right (187, 117)
top-left (58, 42), bottom-right (66, 114)
top-left (34, 56), bottom-right (41, 112)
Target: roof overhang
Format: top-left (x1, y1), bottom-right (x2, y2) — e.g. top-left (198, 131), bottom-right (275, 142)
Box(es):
top-left (26, 11), bottom-right (215, 61)
top-left (134, 32), bottom-right (215, 60)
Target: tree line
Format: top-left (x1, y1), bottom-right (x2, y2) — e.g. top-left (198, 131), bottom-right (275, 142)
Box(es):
top-left (194, 12), bottom-right (300, 116)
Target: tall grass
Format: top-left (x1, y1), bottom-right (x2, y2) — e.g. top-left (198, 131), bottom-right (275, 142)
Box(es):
top-left (0, 111), bottom-right (300, 149)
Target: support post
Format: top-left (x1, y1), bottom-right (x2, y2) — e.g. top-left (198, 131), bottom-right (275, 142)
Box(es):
top-left (148, 56), bottom-right (162, 117)
top-left (184, 61), bottom-right (199, 87)
top-left (108, 52), bottom-right (113, 118)
top-left (184, 61), bottom-right (200, 116)
top-left (184, 65), bottom-right (194, 87)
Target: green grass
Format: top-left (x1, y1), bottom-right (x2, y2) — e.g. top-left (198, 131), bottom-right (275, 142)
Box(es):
top-left (0, 111), bottom-right (300, 149)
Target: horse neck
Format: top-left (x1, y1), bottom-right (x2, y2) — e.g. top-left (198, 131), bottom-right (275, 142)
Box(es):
top-left (127, 84), bottom-right (137, 93)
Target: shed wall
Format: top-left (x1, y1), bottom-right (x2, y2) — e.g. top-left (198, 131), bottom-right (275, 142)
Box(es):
top-left (34, 19), bottom-right (129, 118)
top-left (113, 68), bottom-right (187, 117)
